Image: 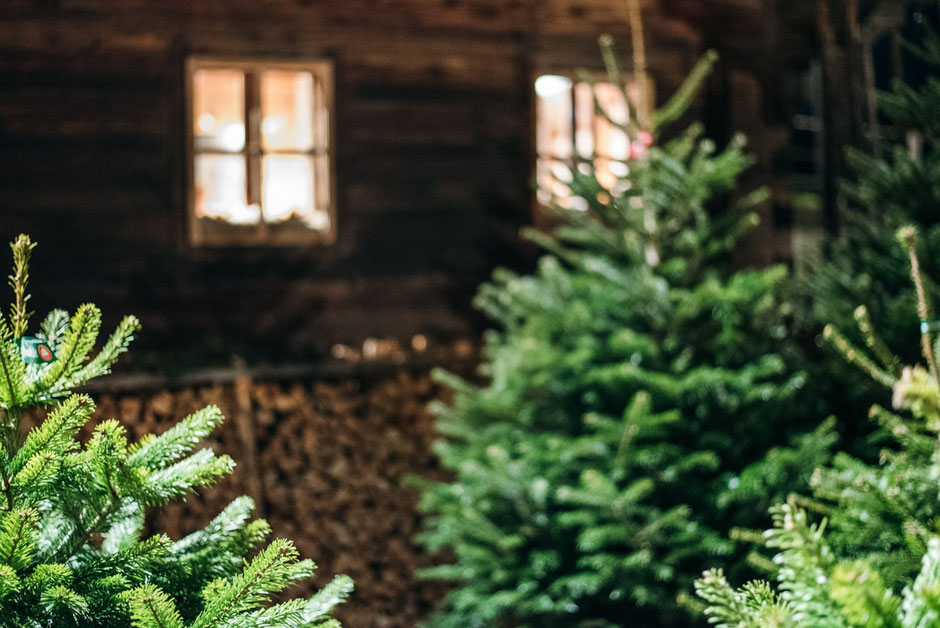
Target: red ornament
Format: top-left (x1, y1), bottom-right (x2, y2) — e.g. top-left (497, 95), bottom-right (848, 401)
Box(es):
top-left (37, 344), bottom-right (53, 362)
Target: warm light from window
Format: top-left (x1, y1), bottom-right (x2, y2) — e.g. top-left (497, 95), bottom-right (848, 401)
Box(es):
top-left (534, 75), bottom-right (573, 98)
top-left (193, 70), bottom-right (245, 152)
top-left (189, 62), bottom-right (333, 244)
top-left (535, 74), bottom-right (641, 208)
top-left (261, 71), bottom-right (315, 152)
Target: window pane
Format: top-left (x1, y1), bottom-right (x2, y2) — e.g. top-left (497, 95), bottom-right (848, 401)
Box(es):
top-left (590, 82), bottom-right (629, 160)
top-left (536, 158), bottom-right (572, 205)
top-left (262, 155), bottom-right (328, 229)
top-left (193, 69), bottom-right (245, 152)
top-left (574, 82), bottom-right (595, 158)
top-left (261, 71), bottom-right (314, 152)
top-left (535, 75), bottom-right (573, 160)
top-left (195, 155), bottom-right (259, 224)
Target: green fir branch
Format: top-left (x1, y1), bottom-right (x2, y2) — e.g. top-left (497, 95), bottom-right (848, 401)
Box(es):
top-left (8, 234), bottom-right (36, 340)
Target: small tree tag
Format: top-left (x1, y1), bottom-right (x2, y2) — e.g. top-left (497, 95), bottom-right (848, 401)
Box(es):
top-left (17, 336), bottom-right (55, 364)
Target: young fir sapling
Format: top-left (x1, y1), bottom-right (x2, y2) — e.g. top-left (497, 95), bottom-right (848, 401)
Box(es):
top-left (0, 234), bottom-right (352, 627)
top-left (414, 39), bottom-right (824, 627)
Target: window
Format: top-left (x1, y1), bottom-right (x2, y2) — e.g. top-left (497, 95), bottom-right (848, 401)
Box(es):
top-left (186, 58), bottom-right (335, 246)
top-left (534, 74), bottom-right (649, 209)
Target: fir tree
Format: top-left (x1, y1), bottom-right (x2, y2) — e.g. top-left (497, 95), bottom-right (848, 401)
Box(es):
top-left (0, 234), bottom-right (352, 627)
top-left (696, 226), bottom-right (940, 627)
top-left (807, 7), bottom-right (940, 429)
top-left (414, 41), bottom-right (824, 627)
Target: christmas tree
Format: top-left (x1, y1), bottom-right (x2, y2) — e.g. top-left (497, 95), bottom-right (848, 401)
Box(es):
top-left (0, 234), bottom-right (352, 627)
top-left (413, 40), bottom-right (823, 627)
top-left (806, 7), bottom-right (940, 429)
top-left (696, 227), bottom-right (940, 627)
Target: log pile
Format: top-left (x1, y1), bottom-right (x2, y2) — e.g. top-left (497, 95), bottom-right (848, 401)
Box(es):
top-left (84, 361), bottom-right (466, 627)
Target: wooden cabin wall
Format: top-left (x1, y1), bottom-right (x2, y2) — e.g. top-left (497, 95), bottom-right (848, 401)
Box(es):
top-left (0, 0), bottom-right (802, 364)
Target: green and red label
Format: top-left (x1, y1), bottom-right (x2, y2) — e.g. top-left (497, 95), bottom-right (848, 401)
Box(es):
top-left (17, 337), bottom-right (55, 365)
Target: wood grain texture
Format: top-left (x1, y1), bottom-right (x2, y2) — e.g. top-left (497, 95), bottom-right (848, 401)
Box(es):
top-left (0, 0), bottom-right (801, 359)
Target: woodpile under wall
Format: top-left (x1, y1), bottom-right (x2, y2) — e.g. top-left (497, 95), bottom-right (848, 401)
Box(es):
top-left (85, 362), bottom-right (467, 627)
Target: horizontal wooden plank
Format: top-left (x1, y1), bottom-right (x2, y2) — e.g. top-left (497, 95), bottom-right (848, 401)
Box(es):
top-left (0, 83), bottom-right (167, 117)
top-left (342, 182), bottom-right (478, 214)
top-left (0, 134), bottom-right (165, 151)
top-left (0, 50), bottom-right (172, 77)
top-left (0, 146), bottom-right (165, 184)
top-left (0, 0), bottom-right (723, 43)
top-left (341, 102), bottom-right (480, 146)
top-left (0, 0), bottom-right (531, 34)
top-left (0, 187), bottom-right (168, 214)
top-left (0, 70), bottom-right (165, 94)
top-left (0, 14), bottom-right (524, 51)
top-left (0, 18), bottom-right (171, 54)
top-left (0, 17), bottom-right (529, 89)
top-left (0, 112), bottom-right (166, 139)
top-left (25, 272), bottom-right (478, 314)
top-left (150, 272), bottom-right (466, 305)
top-left (341, 145), bottom-right (524, 185)
top-left (77, 350), bottom-right (478, 393)
top-left (538, 0), bottom-right (643, 35)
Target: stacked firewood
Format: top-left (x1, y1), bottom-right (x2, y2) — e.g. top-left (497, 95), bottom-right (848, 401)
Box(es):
top-left (88, 366), bottom-right (461, 627)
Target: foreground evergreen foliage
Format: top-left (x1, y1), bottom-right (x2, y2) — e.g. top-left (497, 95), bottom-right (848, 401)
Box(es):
top-left (415, 43), bottom-right (821, 627)
top-left (0, 234), bottom-right (351, 627)
top-left (696, 227), bottom-right (940, 627)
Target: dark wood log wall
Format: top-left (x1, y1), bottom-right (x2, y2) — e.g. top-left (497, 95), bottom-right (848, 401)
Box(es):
top-left (0, 0), bottom-right (804, 363)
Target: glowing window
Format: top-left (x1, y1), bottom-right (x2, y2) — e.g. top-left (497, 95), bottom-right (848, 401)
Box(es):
top-left (534, 74), bottom-right (648, 208)
top-left (187, 58), bottom-right (335, 246)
